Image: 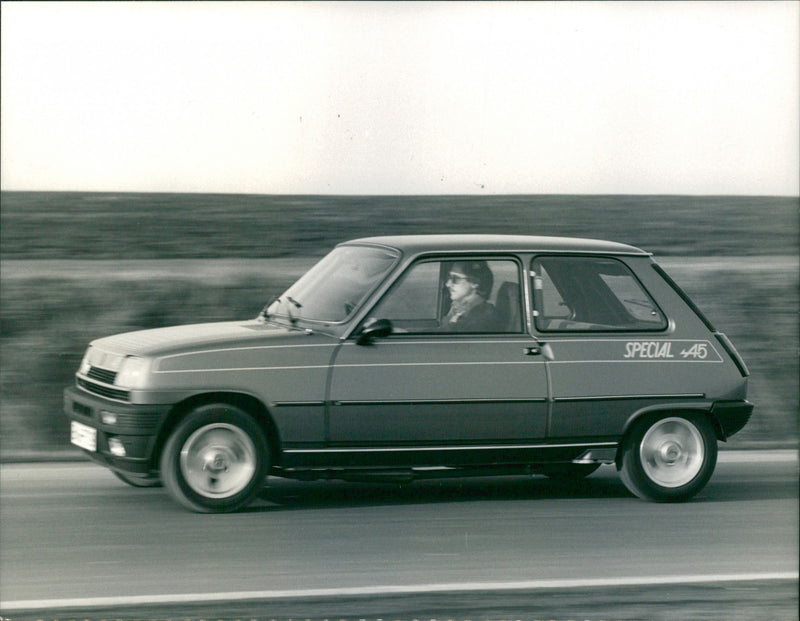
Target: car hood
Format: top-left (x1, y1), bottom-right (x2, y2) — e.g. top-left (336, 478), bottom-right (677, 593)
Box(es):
top-left (89, 320), bottom-right (326, 358)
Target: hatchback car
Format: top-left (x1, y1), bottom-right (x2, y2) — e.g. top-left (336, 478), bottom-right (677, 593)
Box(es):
top-left (64, 235), bottom-right (752, 512)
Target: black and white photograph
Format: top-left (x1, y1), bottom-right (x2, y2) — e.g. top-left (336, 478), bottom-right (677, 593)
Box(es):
top-left (1, 1), bottom-right (797, 619)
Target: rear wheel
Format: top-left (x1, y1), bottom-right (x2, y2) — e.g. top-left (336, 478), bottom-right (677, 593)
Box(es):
top-left (161, 404), bottom-right (269, 513)
top-left (619, 413), bottom-right (717, 502)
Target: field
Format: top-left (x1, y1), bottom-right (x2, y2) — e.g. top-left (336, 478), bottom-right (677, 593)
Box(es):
top-left (0, 192), bottom-right (797, 453)
top-left (2, 192), bottom-right (798, 259)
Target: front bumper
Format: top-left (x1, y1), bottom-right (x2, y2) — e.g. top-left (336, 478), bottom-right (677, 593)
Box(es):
top-left (64, 385), bottom-right (172, 475)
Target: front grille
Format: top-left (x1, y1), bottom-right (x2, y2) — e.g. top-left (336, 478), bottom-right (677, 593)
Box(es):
top-left (112, 411), bottom-right (162, 433)
top-left (77, 378), bottom-right (130, 402)
top-left (87, 366), bottom-right (117, 384)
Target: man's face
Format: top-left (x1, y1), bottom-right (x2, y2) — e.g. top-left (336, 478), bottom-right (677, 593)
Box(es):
top-left (446, 271), bottom-right (476, 304)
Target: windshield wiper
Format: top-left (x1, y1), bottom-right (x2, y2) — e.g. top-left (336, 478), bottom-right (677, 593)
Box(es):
top-left (259, 296), bottom-right (304, 326)
top-left (258, 296), bottom-right (279, 322)
top-left (284, 296), bottom-right (303, 325)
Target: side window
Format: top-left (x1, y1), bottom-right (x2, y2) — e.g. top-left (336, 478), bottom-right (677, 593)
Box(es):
top-left (368, 262), bottom-right (441, 332)
top-left (532, 257), bottom-right (666, 332)
top-left (367, 258), bottom-right (523, 334)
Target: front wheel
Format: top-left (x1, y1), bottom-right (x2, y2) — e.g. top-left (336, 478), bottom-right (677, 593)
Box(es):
top-left (619, 413), bottom-right (717, 502)
top-left (160, 404), bottom-right (269, 513)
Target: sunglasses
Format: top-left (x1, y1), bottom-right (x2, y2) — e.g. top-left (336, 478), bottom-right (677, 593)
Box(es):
top-left (447, 272), bottom-right (469, 284)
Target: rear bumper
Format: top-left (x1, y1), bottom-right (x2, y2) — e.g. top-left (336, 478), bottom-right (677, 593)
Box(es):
top-left (64, 385), bottom-right (171, 475)
top-left (712, 400), bottom-right (754, 440)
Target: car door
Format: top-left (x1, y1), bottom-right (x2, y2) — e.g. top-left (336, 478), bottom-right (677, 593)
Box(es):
top-left (326, 256), bottom-right (550, 462)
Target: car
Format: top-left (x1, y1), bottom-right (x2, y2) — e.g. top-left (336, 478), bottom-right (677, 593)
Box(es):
top-left (64, 235), bottom-right (753, 512)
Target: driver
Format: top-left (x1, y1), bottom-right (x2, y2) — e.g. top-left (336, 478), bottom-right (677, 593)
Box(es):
top-left (441, 261), bottom-right (498, 332)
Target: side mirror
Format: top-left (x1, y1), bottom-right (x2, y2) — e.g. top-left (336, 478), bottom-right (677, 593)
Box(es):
top-left (357, 318), bottom-right (393, 345)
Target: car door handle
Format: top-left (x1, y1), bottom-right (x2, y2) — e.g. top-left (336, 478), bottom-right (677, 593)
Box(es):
top-left (525, 344), bottom-right (554, 360)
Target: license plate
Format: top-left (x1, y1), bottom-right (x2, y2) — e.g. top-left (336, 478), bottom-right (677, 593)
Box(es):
top-left (70, 421), bottom-right (97, 452)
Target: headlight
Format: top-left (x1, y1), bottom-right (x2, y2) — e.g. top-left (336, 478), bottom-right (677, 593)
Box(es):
top-left (115, 356), bottom-right (149, 389)
top-left (79, 347), bottom-right (93, 375)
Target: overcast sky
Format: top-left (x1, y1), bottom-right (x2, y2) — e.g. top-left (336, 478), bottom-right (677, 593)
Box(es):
top-left (1, 1), bottom-right (798, 195)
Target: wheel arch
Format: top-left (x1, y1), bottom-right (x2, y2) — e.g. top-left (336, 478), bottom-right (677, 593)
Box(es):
top-left (154, 391), bottom-right (281, 470)
top-left (615, 403), bottom-right (723, 468)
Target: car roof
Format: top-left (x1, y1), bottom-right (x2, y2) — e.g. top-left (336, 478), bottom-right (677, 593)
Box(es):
top-left (343, 234), bottom-right (650, 256)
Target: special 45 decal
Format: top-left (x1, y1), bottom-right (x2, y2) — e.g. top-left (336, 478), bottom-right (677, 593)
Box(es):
top-left (678, 342), bottom-right (710, 359)
top-left (623, 340), bottom-right (722, 361)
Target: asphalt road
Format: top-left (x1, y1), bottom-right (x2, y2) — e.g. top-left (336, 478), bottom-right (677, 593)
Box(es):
top-left (1, 451), bottom-right (797, 619)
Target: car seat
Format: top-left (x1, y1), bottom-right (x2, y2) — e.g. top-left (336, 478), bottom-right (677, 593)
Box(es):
top-left (494, 282), bottom-right (522, 332)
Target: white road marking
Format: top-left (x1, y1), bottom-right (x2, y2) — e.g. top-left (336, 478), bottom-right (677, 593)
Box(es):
top-left (2, 572), bottom-right (797, 612)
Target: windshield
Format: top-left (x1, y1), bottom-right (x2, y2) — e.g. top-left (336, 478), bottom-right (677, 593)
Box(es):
top-left (265, 245), bottom-right (400, 323)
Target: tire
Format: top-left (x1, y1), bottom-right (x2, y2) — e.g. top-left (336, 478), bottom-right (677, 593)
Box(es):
top-left (160, 403), bottom-right (269, 513)
top-left (113, 470), bottom-right (162, 488)
top-left (619, 413), bottom-right (717, 502)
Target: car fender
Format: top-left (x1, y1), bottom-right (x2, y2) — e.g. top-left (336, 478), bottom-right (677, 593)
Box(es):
top-left (616, 401), bottom-right (719, 465)
top-left (154, 389), bottom-right (282, 469)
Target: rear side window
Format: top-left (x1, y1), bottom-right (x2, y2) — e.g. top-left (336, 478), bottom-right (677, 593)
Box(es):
top-left (532, 256), bottom-right (667, 332)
